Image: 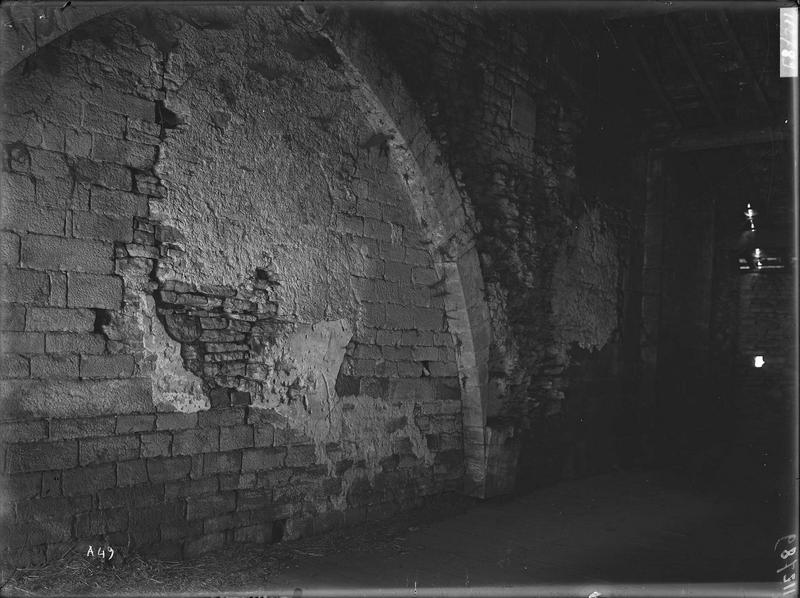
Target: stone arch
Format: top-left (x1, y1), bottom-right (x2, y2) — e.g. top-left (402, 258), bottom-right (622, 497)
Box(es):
top-left (311, 7), bottom-right (492, 496)
top-left (1, 3), bottom-right (492, 497)
top-left (0, 3), bottom-right (115, 76)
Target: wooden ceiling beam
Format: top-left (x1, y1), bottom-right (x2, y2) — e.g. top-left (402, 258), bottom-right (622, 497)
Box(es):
top-left (621, 23), bottom-right (683, 128)
top-left (650, 121), bottom-right (789, 152)
top-left (717, 10), bottom-right (771, 118)
top-left (664, 15), bottom-right (725, 126)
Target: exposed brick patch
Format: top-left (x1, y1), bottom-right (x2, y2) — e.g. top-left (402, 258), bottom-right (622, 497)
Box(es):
top-left (0, 5), bottom-right (479, 567)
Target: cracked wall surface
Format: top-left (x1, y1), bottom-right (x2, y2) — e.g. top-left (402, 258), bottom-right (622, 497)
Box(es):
top-left (0, 5), bottom-right (467, 567)
top-left (1, 2), bottom-right (645, 569)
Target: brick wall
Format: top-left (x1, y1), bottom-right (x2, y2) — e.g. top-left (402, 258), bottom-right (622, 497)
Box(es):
top-left (1, 5), bottom-right (467, 568)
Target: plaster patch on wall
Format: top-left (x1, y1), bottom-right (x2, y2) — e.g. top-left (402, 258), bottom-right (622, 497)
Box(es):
top-left (551, 208), bottom-right (619, 351)
top-left (139, 295), bottom-right (208, 412)
top-left (248, 319), bottom-right (432, 474)
top-left (485, 281), bottom-right (518, 418)
top-left (147, 8), bottom-right (394, 325)
top-left (250, 319), bottom-right (352, 443)
top-left (340, 394), bottom-right (432, 470)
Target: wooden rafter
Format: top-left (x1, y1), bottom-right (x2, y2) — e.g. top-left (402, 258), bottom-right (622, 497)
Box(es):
top-left (652, 122), bottom-right (789, 152)
top-left (717, 11), bottom-right (771, 118)
top-left (664, 15), bottom-right (725, 126)
top-left (622, 23), bottom-right (683, 128)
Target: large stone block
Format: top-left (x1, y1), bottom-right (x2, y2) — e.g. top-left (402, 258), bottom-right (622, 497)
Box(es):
top-left (186, 491), bottom-right (236, 520)
top-left (241, 447), bottom-right (286, 471)
top-left (0, 269), bottom-right (49, 304)
top-left (45, 333), bottom-right (106, 354)
top-left (26, 307), bottom-right (94, 332)
top-left (0, 378), bottom-right (152, 418)
top-left (49, 416), bottom-right (116, 440)
top-left (234, 524), bottom-right (270, 543)
top-left (71, 158), bottom-right (131, 191)
top-left (0, 172), bottom-right (34, 203)
top-left (172, 428), bottom-right (219, 455)
top-left (79, 354), bottom-right (135, 378)
top-left (0, 420), bottom-right (47, 443)
top-left (65, 129), bottom-right (92, 158)
top-left (235, 487), bottom-right (271, 512)
top-left (117, 460), bottom-right (148, 486)
top-left (79, 435), bottom-right (139, 465)
top-left (219, 425), bottom-right (253, 452)
top-left (0, 197), bottom-right (65, 235)
top-left (253, 424), bottom-right (275, 447)
top-left (67, 272), bottom-right (122, 309)
top-left (21, 234), bottom-right (113, 273)
top-left (116, 414), bottom-right (154, 434)
top-left (3, 471), bottom-right (42, 500)
top-left (90, 187), bottom-right (149, 216)
top-left (363, 217), bottom-right (392, 241)
top-left (156, 412), bottom-right (198, 430)
top-left (72, 211), bottom-right (134, 243)
top-left (203, 451), bottom-right (242, 475)
top-left (0, 303), bottom-right (26, 331)
top-left (0, 353), bottom-right (29, 377)
top-left (197, 407), bottom-right (246, 428)
top-left (146, 457), bottom-right (192, 483)
top-left (80, 104), bottom-right (126, 139)
top-left (35, 177), bottom-right (73, 208)
top-left (384, 260), bottom-right (412, 282)
top-left (87, 88), bottom-right (155, 123)
top-left (164, 477), bottom-right (218, 500)
top-left (411, 346), bottom-right (439, 361)
top-left (75, 507), bottom-right (128, 537)
top-left (29, 354), bottom-right (79, 378)
top-left (219, 472), bottom-right (256, 491)
top-left (29, 148), bottom-right (70, 179)
top-left (388, 378), bottom-right (435, 403)
top-left (411, 267), bottom-right (439, 286)
top-left (48, 272), bottom-right (67, 307)
top-left (98, 484), bottom-right (164, 509)
top-left (285, 444), bottom-right (316, 467)
top-left (91, 135), bottom-right (157, 170)
top-left (140, 432), bottom-right (171, 458)
top-left (61, 463), bottom-right (116, 496)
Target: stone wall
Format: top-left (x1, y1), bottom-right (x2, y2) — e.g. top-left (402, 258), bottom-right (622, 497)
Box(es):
top-left (1, 3), bottom-right (646, 568)
top-left (0, 5), bottom-right (469, 567)
top-left (359, 6), bottom-right (635, 487)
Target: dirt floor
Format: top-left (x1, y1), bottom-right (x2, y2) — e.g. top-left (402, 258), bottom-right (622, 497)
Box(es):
top-left (1, 468), bottom-right (792, 596)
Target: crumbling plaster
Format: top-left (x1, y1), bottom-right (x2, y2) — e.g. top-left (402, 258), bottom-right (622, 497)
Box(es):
top-left (105, 6), bottom-right (471, 479)
top-left (551, 208), bottom-right (620, 352)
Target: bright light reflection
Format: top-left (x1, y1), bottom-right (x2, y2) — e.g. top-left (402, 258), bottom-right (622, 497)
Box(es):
top-left (754, 355), bottom-right (765, 368)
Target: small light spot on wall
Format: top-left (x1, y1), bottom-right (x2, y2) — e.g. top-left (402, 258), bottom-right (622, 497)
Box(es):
top-left (754, 355), bottom-right (765, 368)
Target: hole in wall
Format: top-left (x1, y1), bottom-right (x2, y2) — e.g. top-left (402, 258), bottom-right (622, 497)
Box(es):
top-left (154, 100), bottom-right (182, 129)
top-left (272, 519), bottom-right (286, 543)
top-left (93, 309), bottom-right (112, 335)
top-left (5, 142), bottom-right (31, 171)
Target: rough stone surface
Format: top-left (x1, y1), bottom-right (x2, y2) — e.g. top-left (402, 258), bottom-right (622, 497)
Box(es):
top-left (0, 5), bottom-right (469, 566)
top-left (0, 2), bottom-right (646, 568)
